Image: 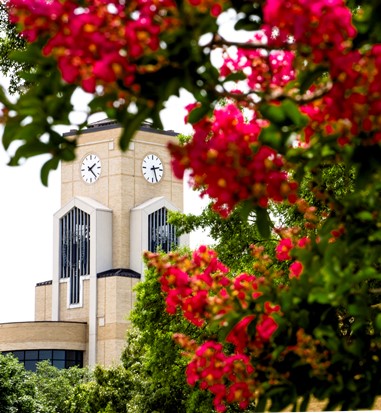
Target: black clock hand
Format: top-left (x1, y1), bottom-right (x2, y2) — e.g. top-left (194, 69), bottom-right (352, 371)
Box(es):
top-left (88, 163), bottom-right (97, 178)
top-left (151, 166), bottom-right (158, 182)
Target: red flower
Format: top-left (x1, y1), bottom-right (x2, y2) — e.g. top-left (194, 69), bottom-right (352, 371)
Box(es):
top-left (276, 238), bottom-right (293, 261)
top-left (256, 315), bottom-right (278, 341)
top-left (226, 315), bottom-right (255, 353)
top-left (289, 261), bottom-right (303, 279)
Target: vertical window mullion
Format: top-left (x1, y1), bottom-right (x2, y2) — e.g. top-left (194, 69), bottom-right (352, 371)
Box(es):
top-left (59, 207), bottom-right (91, 306)
top-left (86, 214), bottom-right (91, 274)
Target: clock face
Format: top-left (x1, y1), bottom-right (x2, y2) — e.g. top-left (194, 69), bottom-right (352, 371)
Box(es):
top-left (142, 154), bottom-right (164, 183)
top-left (81, 154), bottom-right (101, 184)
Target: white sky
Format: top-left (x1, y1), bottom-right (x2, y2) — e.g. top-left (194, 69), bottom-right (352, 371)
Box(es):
top-left (0, 90), bottom-right (211, 323)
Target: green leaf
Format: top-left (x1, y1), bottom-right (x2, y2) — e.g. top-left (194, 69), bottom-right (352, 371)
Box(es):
top-left (281, 99), bottom-right (308, 128)
top-left (255, 206), bottom-right (272, 239)
top-left (222, 71), bottom-right (247, 83)
top-left (369, 230), bottom-right (381, 242)
top-left (259, 103), bottom-right (286, 125)
top-left (300, 393), bottom-right (311, 412)
top-left (299, 66), bottom-right (328, 94)
top-left (40, 157), bottom-right (60, 186)
top-left (375, 314), bottom-right (381, 331)
top-left (10, 141), bottom-right (49, 165)
top-left (258, 124), bottom-right (284, 152)
top-left (356, 211), bottom-right (373, 221)
top-left (308, 288), bottom-right (330, 304)
top-left (187, 104), bottom-right (210, 124)
top-left (255, 396), bottom-right (267, 412)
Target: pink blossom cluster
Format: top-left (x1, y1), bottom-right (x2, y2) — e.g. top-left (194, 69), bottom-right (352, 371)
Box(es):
top-left (276, 236), bottom-right (310, 279)
top-left (169, 103), bottom-right (298, 216)
top-left (220, 42), bottom-right (296, 94)
top-left (263, 0), bottom-right (356, 63)
top-left (184, 340), bottom-right (255, 412)
top-left (302, 46), bottom-right (381, 145)
top-left (9, 0), bottom-right (177, 92)
top-left (157, 245), bottom-right (230, 326)
top-left (147, 246), bottom-right (282, 411)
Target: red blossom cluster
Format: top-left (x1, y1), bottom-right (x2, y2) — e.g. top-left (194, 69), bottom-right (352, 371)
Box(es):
top-left (9, 0), bottom-right (179, 93)
top-left (146, 246), bottom-right (282, 335)
top-left (187, 0), bottom-right (225, 17)
top-left (149, 245), bottom-right (229, 326)
top-left (263, 0), bottom-right (356, 63)
top-left (9, 0), bottom-right (227, 94)
top-left (275, 232), bottom-right (310, 279)
top-left (302, 46), bottom-right (381, 145)
top-left (286, 328), bottom-right (333, 381)
top-left (146, 246), bottom-right (283, 411)
top-left (183, 339), bottom-right (256, 412)
top-left (169, 103), bottom-right (298, 216)
top-left (220, 38), bottom-right (296, 94)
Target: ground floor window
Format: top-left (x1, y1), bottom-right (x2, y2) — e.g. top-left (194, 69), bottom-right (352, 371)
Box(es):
top-left (2, 349), bottom-right (83, 371)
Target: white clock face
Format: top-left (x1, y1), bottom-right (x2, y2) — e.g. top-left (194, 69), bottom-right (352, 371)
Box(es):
top-left (142, 154), bottom-right (164, 183)
top-left (81, 154), bottom-right (101, 184)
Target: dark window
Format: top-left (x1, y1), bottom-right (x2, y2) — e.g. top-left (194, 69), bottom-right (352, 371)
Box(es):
top-left (24, 350), bottom-right (38, 360)
top-left (53, 350), bottom-right (65, 360)
top-left (60, 207), bottom-right (90, 305)
top-left (39, 350), bottom-right (52, 360)
top-left (11, 350), bottom-right (25, 360)
top-left (1, 350), bottom-right (84, 371)
top-left (24, 360), bottom-right (37, 372)
top-left (52, 360), bottom-right (65, 369)
top-left (148, 207), bottom-right (178, 253)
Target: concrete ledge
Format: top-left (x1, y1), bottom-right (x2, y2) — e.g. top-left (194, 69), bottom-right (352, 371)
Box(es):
top-left (0, 321), bottom-right (87, 351)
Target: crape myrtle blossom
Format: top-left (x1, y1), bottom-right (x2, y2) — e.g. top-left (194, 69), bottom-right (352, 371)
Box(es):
top-left (146, 246), bottom-right (287, 411)
top-left (169, 103), bottom-right (299, 216)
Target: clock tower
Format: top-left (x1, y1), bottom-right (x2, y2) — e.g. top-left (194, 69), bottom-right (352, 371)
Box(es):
top-left (34, 119), bottom-right (186, 366)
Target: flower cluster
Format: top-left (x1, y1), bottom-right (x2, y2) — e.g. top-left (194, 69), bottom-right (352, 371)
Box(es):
top-left (220, 38), bottom-right (296, 94)
top-left (263, 0), bottom-right (356, 64)
top-left (10, 0), bottom-right (178, 93)
top-left (147, 246), bottom-right (283, 411)
top-left (275, 230), bottom-right (310, 279)
top-left (186, 0), bottom-right (226, 17)
top-left (286, 329), bottom-right (333, 381)
top-left (184, 340), bottom-right (256, 412)
top-left (302, 46), bottom-right (381, 146)
top-left (169, 103), bottom-right (298, 216)
top-left (146, 246), bottom-right (230, 326)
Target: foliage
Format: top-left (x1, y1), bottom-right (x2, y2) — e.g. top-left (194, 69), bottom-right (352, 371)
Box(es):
top-left (0, 1), bottom-right (28, 94)
top-left (0, 353), bottom-right (37, 413)
top-left (169, 205), bottom-right (266, 273)
top-left (123, 262), bottom-right (220, 413)
top-left (31, 361), bottom-right (91, 413)
top-left (67, 364), bottom-right (133, 413)
top-left (121, 260), bottom-right (255, 412)
top-left (2, 0), bottom-right (381, 411)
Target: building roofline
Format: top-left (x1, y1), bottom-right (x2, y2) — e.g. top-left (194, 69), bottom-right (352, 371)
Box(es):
top-left (63, 119), bottom-right (178, 138)
top-left (97, 268), bottom-right (141, 279)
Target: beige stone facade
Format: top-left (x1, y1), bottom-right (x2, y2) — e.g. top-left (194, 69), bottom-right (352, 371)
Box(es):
top-left (0, 121), bottom-right (185, 368)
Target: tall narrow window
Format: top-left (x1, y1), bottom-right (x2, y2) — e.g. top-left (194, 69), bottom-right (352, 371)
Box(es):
top-left (60, 207), bottom-right (90, 305)
top-left (148, 207), bottom-right (178, 253)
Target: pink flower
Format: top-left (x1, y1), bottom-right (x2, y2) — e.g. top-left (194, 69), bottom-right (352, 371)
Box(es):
top-left (290, 261), bottom-right (303, 278)
top-left (226, 315), bottom-right (256, 353)
top-left (256, 315), bottom-right (278, 341)
top-left (276, 238), bottom-right (293, 261)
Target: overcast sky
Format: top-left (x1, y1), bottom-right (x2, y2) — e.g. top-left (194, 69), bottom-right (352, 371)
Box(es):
top-left (0, 90), bottom-right (212, 323)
